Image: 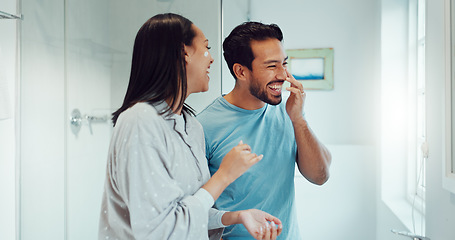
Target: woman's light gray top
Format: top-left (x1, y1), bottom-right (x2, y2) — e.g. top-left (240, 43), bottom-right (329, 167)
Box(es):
top-left (99, 102), bottom-right (225, 240)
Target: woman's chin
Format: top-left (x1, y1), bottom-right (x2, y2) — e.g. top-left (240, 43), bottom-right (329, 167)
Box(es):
top-left (200, 83), bottom-right (210, 93)
top-left (188, 87), bottom-right (209, 96)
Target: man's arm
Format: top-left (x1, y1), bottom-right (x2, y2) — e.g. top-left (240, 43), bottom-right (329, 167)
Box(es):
top-left (292, 118), bottom-right (331, 185)
top-left (284, 69), bottom-right (332, 185)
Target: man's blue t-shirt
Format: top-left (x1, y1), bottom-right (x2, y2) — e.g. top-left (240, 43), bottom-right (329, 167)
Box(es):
top-left (197, 96), bottom-right (301, 240)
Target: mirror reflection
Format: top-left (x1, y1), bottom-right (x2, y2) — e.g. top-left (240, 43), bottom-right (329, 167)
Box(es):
top-left (3, 0), bottom-right (450, 239)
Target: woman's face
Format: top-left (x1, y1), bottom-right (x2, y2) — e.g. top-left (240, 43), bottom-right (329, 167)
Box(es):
top-left (185, 25), bottom-right (214, 96)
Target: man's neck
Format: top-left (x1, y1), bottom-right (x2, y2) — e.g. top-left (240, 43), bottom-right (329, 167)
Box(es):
top-left (223, 86), bottom-right (265, 110)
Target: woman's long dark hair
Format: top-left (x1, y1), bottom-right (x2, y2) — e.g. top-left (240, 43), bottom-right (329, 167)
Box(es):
top-left (112, 13), bottom-right (196, 126)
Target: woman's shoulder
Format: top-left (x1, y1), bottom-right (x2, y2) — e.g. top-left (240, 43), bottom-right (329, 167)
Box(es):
top-left (116, 102), bottom-right (163, 129)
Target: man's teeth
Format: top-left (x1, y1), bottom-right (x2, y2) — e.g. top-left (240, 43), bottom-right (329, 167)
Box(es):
top-left (269, 85), bottom-right (282, 90)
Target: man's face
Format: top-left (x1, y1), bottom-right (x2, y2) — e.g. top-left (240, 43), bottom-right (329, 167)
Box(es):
top-left (246, 38), bottom-right (288, 105)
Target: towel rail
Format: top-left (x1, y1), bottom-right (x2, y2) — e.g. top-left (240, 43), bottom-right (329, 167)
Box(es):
top-left (0, 10), bottom-right (22, 20)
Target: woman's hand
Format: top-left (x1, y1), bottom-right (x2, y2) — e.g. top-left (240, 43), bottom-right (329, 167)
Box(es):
top-left (202, 141), bottom-right (262, 201)
top-left (217, 140), bottom-right (263, 184)
top-left (238, 209), bottom-right (282, 240)
top-left (221, 209), bottom-right (282, 240)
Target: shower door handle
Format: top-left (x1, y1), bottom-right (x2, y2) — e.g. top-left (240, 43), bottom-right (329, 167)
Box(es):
top-left (70, 108), bottom-right (107, 135)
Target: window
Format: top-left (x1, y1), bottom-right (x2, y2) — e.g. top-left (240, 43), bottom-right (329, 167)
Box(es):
top-left (407, 0), bottom-right (426, 235)
top-left (380, 0), bottom-right (427, 233)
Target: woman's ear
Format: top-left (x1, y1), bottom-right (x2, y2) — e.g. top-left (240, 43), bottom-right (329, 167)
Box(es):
top-left (233, 63), bottom-right (248, 81)
top-left (183, 45), bottom-right (193, 64)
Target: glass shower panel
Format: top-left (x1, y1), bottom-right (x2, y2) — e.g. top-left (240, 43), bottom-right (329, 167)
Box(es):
top-left (65, 0), bottom-right (222, 239)
top-left (65, 0), bottom-right (113, 239)
top-left (19, 0), bottom-right (221, 239)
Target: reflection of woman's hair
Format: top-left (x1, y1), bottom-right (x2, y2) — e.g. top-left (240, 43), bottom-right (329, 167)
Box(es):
top-left (112, 13), bottom-right (196, 126)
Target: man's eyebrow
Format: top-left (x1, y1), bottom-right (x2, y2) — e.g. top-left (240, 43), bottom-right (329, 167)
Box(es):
top-left (263, 56), bottom-right (289, 64)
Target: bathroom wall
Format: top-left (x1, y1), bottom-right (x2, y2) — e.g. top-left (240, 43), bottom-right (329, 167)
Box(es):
top-left (294, 145), bottom-right (376, 239)
top-left (0, 1), bottom-right (17, 239)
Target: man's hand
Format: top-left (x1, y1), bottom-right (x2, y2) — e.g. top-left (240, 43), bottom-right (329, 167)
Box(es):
top-left (284, 69), bottom-right (305, 123)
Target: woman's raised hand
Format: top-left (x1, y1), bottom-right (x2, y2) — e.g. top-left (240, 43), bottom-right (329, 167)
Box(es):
top-left (202, 141), bottom-right (262, 201)
top-left (218, 140), bottom-right (263, 184)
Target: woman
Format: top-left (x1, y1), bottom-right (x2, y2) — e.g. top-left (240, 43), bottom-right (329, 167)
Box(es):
top-left (98, 13), bottom-right (282, 240)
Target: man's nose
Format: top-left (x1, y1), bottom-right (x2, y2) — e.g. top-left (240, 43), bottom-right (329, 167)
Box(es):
top-left (276, 66), bottom-right (287, 79)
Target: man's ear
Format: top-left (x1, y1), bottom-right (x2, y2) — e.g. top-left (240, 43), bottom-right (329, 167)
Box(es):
top-left (233, 63), bottom-right (248, 81)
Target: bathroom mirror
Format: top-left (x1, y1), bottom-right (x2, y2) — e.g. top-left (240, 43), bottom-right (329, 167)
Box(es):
top-left (444, 0), bottom-right (455, 193)
top-left (18, 0), bottom-right (381, 239)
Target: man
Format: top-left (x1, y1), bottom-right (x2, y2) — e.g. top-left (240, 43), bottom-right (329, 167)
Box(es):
top-left (197, 22), bottom-right (332, 239)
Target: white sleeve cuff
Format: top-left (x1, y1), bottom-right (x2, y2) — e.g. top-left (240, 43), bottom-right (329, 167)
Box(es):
top-left (208, 208), bottom-right (228, 229)
top-left (193, 188), bottom-right (215, 210)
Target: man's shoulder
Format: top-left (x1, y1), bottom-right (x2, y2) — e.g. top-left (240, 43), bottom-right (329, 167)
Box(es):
top-left (198, 96), bottom-right (221, 114)
top-left (197, 96), bottom-right (227, 124)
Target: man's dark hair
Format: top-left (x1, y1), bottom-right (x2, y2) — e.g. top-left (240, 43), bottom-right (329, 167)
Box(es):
top-left (223, 21), bottom-right (283, 79)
